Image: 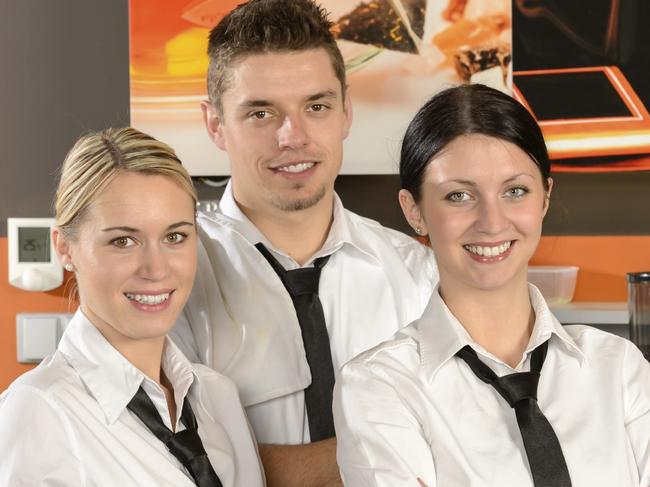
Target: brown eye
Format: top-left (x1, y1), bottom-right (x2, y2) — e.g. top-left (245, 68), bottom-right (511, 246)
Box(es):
top-left (164, 232), bottom-right (187, 244)
top-left (110, 236), bottom-right (135, 248)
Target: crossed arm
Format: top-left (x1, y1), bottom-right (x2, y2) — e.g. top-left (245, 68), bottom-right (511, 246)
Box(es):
top-left (258, 439), bottom-right (430, 487)
top-left (259, 438), bottom-right (343, 487)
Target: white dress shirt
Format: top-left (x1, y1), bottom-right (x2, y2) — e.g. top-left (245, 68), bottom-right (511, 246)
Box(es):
top-left (172, 180), bottom-right (438, 444)
top-left (0, 310), bottom-right (265, 487)
top-left (334, 285), bottom-right (650, 487)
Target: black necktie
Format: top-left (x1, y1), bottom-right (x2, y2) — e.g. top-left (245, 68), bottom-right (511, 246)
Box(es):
top-left (456, 341), bottom-right (571, 487)
top-left (127, 387), bottom-right (223, 487)
top-left (255, 242), bottom-right (336, 441)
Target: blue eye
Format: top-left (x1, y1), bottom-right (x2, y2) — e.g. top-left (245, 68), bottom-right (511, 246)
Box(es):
top-left (507, 187), bottom-right (528, 198)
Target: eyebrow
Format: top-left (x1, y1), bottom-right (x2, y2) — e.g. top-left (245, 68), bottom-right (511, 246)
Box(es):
top-left (437, 173), bottom-right (535, 187)
top-left (101, 221), bottom-right (195, 233)
top-left (305, 89), bottom-right (338, 102)
top-left (238, 89), bottom-right (339, 109)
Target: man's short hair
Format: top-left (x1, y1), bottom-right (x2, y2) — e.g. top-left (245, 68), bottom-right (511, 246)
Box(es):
top-left (207, 0), bottom-right (346, 114)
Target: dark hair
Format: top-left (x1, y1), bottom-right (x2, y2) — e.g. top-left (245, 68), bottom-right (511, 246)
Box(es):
top-left (206, 0), bottom-right (346, 113)
top-left (400, 83), bottom-right (551, 202)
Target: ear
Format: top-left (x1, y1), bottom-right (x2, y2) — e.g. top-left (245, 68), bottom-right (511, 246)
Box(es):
top-left (341, 89), bottom-right (353, 140)
top-left (398, 189), bottom-right (427, 235)
top-left (52, 227), bottom-right (72, 267)
top-left (200, 101), bottom-right (227, 151)
top-left (542, 177), bottom-right (553, 217)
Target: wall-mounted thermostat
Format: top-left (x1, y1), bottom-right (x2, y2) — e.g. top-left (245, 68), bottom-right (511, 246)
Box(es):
top-left (8, 218), bottom-right (63, 291)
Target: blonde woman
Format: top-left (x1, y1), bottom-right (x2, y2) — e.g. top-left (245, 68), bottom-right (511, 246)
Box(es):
top-left (0, 128), bottom-right (265, 487)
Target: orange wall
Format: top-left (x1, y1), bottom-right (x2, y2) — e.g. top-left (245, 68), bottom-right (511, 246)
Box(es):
top-left (1, 235), bottom-right (649, 389)
top-left (0, 237), bottom-right (73, 390)
top-left (531, 236), bottom-right (650, 301)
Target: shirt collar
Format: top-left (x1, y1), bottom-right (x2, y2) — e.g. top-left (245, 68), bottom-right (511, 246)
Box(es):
top-left (217, 178), bottom-right (378, 265)
top-left (218, 179), bottom-right (271, 249)
top-left (58, 310), bottom-right (199, 425)
top-left (417, 284), bottom-right (586, 382)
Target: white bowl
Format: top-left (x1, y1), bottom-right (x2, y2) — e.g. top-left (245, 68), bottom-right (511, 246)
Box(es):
top-left (527, 266), bottom-right (579, 305)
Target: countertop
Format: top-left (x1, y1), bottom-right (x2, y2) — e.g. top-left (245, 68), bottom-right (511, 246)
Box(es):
top-left (550, 301), bottom-right (629, 326)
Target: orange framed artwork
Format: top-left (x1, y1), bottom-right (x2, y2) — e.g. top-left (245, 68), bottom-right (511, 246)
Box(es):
top-left (512, 0), bottom-right (650, 172)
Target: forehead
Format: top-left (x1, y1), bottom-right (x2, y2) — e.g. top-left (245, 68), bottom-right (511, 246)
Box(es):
top-left (222, 48), bottom-right (342, 106)
top-left (426, 134), bottom-right (541, 183)
top-left (86, 172), bottom-right (195, 225)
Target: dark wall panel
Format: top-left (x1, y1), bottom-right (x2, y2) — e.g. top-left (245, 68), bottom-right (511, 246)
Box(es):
top-left (195, 171), bottom-right (650, 237)
top-left (0, 0), bottom-right (130, 236)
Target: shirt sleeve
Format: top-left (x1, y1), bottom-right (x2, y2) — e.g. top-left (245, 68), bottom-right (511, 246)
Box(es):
top-left (622, 340), bottom-right (650, 484)
top-left (333, 360), bottom-right (436, 487)
top-left (0, 385), bottom-right (85, 486)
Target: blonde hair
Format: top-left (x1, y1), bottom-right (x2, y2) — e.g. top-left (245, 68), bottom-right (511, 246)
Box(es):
top-left (55, 127), bottom-right (197, 240)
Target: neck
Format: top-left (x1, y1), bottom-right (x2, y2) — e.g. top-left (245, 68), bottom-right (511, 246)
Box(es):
top-left (440, 277), bottom-right (534, 368)
top-left (82, 305), bottom-right (166, 383)
top-left (238, 194), bottom-right (334, 266)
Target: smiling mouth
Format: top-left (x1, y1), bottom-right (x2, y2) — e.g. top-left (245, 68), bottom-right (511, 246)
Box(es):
top-left (463, 241), bottom-right (513, 258)
top-left (272, 161), bottom-right (316, 173)
top-left (124, 292), bottom-right (172, 305)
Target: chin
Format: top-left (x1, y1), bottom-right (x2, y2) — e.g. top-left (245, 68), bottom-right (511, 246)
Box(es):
top-left (274, 188), bottom-right (327, 212)
top-left (128, 309), bottom-right (178, 332)
top-left (469, 271), bottom-right (524, 292)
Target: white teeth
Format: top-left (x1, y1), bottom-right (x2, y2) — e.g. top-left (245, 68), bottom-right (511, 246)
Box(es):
top-left (125, 293), bottom-right (170, 305)
top-left (276, 162), bottom-right (315, 173)
top-left (464, 241), bottom-right (512, 257)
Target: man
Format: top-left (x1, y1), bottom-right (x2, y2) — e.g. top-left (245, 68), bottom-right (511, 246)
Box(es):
top-left (172, 1), bottom-right (438, 485)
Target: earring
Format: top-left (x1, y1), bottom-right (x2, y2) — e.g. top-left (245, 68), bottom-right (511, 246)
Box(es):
top-left (64, 263), bottom-right (75, 272)
top-left (414, 227), bottom-right (423, 235)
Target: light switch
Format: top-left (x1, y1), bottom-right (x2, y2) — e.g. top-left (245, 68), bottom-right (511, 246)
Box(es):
top-left (16, 313), bottom-right (73, 363)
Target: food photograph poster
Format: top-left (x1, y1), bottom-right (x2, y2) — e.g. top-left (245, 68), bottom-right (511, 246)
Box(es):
top-left (129, 0), bottom-right (650, 175)
top-left (130, 0), bottom-right (512, 175)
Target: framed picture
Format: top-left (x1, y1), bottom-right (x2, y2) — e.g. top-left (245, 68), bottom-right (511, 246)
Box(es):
top-left (513, 0), bottom-right (650, 172)
top-left (514, 66), bottom-right (650, 161)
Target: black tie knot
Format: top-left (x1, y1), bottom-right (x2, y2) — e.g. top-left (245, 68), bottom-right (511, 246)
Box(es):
top-left (166, 428), bottom-right (208, 464)
top-left (495, 371), bottom-right (540, 407)
top-left (284, 267), bottom-right (323, 296)
top-left (254, 242), bottom-right (330, 297)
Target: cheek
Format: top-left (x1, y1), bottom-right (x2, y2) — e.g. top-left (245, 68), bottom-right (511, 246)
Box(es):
top-left (77, 249), bottom-right (137, 293)
top-left (170, 248), bottom-right (197, 286)
top-left (424, 207), bottom-right (472, 246)
top-left (513, 202), bottom-right (546, 235)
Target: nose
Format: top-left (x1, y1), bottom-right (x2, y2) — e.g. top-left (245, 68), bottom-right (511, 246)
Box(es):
top-left (277, 114), bottom-right (309, 150)
top-left (138, 244), bottom-right (168, 281)
top-left (475, 197), bottom-right (509, 235)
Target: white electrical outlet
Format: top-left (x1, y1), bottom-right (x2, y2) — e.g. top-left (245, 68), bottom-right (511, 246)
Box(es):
top-left (16, 313), bottom-right (73, 363)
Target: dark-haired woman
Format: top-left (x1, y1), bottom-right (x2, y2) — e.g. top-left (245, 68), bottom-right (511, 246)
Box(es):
top-left (333, 84), bottom-right (650, 487)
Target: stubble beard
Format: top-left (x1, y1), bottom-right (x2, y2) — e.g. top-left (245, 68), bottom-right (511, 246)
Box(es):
top-left (270, 182), bottom-right (328, 212)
